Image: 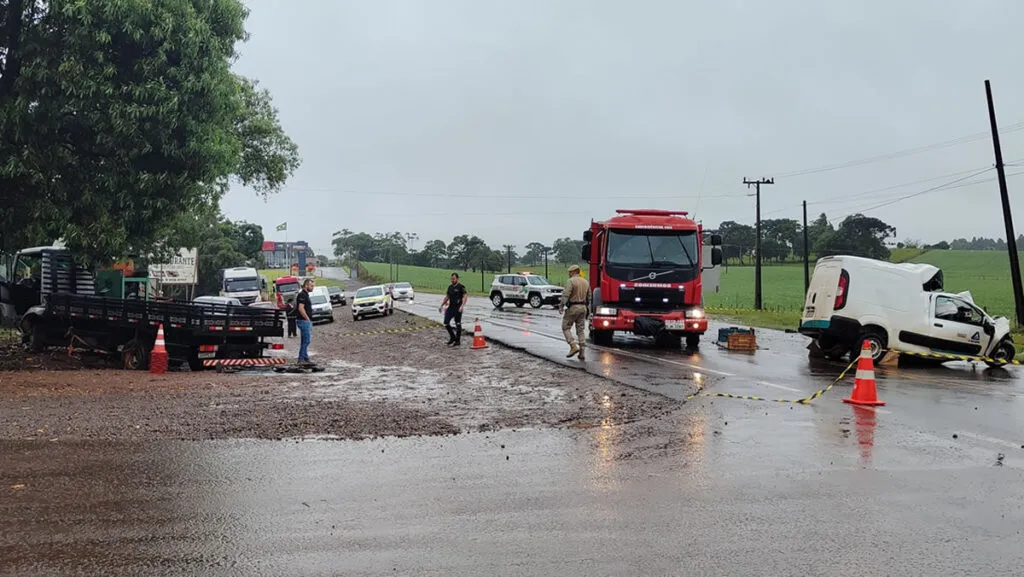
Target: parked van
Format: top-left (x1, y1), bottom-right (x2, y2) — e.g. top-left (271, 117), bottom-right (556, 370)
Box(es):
top-left (799, 255), bottom-right (1014, 366)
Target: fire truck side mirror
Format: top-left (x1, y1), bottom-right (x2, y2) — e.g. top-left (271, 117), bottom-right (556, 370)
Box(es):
top-left (710, 234), bottom-right (723, 246)
top-left (581, 242), bottom-right (591, 263)
top-left (710, 247), bottom-right (723, 267)
top-left (583, 230), bottom-right (593, 242)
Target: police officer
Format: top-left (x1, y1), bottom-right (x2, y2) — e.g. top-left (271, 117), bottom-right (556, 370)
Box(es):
top-left (439, 272), bottom-right (467, 346)
top-left (559, 264), bottom-right (591, 360)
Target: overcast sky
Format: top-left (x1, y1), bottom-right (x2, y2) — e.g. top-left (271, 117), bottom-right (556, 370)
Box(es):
top-left (222, 0), bottom-right (1024, 256)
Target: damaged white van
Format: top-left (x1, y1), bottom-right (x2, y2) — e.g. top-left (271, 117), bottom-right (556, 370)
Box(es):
top-left (798, 255), bottom-right (1014, 366)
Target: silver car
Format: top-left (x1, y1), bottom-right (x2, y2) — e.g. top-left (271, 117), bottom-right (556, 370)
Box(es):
top-left (391, 282), bottom-right (415, 300)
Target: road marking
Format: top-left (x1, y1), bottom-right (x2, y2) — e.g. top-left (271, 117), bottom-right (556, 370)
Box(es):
top-left (757, 381), bottom-right (802, 393)
top-left (956, 431), bottom-right (1021, 450)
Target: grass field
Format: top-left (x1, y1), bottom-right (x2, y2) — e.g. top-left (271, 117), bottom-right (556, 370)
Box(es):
top-left (360, 249), bottom-right (1024, 333)
top-left (258, 269), bottom-right (347, 289)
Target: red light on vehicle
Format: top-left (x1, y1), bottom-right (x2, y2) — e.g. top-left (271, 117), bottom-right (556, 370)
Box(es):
top-left (834, 270), bottom-right (850, 310)
top-left (199, 345), bottom-right (216, 352)
top-left (271, 343), bottom-right (284, 350)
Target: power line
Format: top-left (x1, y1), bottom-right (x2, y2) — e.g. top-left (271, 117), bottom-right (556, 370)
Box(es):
top-left (772, 121), bottom-right (1024, 179)
top-left (270, 187), bottom-right (748, 201)
top-left (836, 168), bottom-right (1024, 219)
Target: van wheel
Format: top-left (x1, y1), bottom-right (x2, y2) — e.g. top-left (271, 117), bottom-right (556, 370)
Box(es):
top-left (986, 339), bottom-right (1015, 368)
top-left (490, 293), bottom-right (504, 308)
top-left (857, 330), bottom-right (887, 363)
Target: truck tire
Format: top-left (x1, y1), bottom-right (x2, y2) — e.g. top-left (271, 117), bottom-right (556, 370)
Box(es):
top-left (490, 292), bottom-right (504, 308)
top-left (591, 329), bottom-right (613, 346)
top-left (22, 318), bottom-right (45, 353)
top-left (986, 339), bottom-right (1015, 368)
top-left (121, 339), bottom-right (150, 371)
top-left (528, 293), bottom-right (543, 309)
top-left (857, 329), bottom-right (887, 363)
top-left (685, 334), bottom-right (700, 350)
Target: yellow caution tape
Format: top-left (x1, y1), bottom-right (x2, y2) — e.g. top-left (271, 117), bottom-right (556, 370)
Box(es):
top-left (889, 348), bottom-right (1021, 366)
top-left (338, 323), bottom-right (445, 338)
top-left (687, 359), bottom-right (858, 404)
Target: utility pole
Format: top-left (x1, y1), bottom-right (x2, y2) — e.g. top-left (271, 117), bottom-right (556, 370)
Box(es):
top-left (480, 257), bottom-right (485, 292)
top-left (986, 79), bottom-right (1024, 326)
top-left (502, 244), bottom-right (515, 273)
top-left (743, 177), bottom-right (774, 310)
top-left (802, 200), bottom-right (810, 292)
top-left (544, 248), bottom-right (549, 278)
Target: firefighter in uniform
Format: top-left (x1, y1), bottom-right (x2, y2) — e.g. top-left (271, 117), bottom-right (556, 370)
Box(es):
top-left (559, 264), bottom-right (591, 360)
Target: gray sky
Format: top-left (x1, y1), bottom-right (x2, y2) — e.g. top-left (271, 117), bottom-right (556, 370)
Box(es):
top-left (222, 0), bottom-right (1024, 256)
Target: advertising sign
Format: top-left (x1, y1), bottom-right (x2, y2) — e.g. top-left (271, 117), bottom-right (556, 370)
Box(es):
top-left (150, 248), bottom-right (198, 285)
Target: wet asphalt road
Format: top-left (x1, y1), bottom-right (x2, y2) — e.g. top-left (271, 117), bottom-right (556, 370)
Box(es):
top-left (3, 282), bottom-right (1024, 575)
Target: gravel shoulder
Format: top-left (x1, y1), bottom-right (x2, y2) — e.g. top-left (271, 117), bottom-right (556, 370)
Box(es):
top-left (0, 300), bottom-right (676, 441)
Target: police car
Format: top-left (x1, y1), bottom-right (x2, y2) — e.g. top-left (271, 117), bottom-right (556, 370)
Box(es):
top-left (489, 272), bottom-right (564, 309)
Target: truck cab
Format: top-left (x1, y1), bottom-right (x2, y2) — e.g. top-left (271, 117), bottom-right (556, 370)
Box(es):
top-left (581, 209), bottom-right (723, 349)
top-left (799, 255), bottom-right (1014, 366)
top-left (219, 267), bottom-right (263, 305)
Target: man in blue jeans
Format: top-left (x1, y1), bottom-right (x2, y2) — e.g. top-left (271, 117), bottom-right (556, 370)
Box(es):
top-left (295, 278), bottom-right (315, 363)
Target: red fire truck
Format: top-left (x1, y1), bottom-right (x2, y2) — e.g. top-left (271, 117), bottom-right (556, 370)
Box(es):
top-left (580, 209), bottom-right (723, 349)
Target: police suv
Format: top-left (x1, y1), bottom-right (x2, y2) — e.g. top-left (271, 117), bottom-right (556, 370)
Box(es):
top-left (489, 272), bottom-right (563, 309)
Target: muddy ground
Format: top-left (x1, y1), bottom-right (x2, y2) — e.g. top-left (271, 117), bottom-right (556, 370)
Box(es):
top-left (0, 304), bottom-right (676, 441)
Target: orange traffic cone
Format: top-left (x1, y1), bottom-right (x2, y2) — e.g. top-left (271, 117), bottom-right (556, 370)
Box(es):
top-left (843, 340), bottom-right (885, 406)
top-left (470, 318), bottom-right (488, 350)
top-left (149, 323), bottom-right (169, 374)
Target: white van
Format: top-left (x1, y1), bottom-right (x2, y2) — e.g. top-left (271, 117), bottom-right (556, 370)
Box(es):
top-left (799, 255), bottom-right (1014, 366)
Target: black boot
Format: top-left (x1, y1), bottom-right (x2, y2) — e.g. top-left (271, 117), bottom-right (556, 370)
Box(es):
top-left (445, 326), bottom-right (456, 345)
top-left (453, 325), bottom-right (462, 346)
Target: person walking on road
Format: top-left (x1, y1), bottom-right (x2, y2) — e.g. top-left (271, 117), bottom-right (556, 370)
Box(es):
top-left (285, 296), bottom-right (298, 338)
top-left (295, 278), bottom-right (315, 363)
top-left (439, 273), bottom-right (467, 346)
top-left (559, 264), bottom-right (591, 360)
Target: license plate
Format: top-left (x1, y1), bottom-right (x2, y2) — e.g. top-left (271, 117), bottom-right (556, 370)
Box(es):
top-left (198, 352), bottom-right (216, 359)
top-left (664, 320), bottom-right (685, 330)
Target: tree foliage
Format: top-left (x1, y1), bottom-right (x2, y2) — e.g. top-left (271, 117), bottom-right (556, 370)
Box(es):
top-left (715, 212), bottom-right (896, 262)
top-left (0, 0), bottom-right (299, 262)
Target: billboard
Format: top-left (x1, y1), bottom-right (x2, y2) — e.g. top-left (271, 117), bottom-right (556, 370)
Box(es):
top-left (150, 248), bottom-right (198, 285)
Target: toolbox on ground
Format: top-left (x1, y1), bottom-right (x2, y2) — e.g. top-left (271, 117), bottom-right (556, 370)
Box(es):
top-left (717, 326), bottom-right (757, 351)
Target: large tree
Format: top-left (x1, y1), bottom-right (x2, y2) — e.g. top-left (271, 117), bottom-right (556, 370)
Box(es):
top-left (0, 0), bottom-right (299, 261)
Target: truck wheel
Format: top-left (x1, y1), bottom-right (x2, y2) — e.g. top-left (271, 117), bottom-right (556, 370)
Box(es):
top-left (591, 329), bottom-right (613, 346)
top-left (490, 293), bottom-right (504, 308)
top-left (528, 293), bottom-right (543, 309)
top-left (121, 339), bottom-right (150, 371)
top-left (22, 319), bottom-right (45, 353)
top-left (857, 330), bottom-right (887, 363)
top-left (685, 334), bottom-right (700, 350)
top-left (986, 339), bottom-right (1015, 368)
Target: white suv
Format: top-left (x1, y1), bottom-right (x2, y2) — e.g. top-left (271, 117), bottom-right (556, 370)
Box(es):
top-left (489, 273), bottom-right (564, 309)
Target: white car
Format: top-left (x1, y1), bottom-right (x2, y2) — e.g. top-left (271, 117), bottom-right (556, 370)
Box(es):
top-left (308, 291), bottom-right (335, 323)
top-left (798, 255), bottom-right (1014, 366)
top-left (489, 272), bottom-right (563, 309)
top-left (351, 285), bottom-right (394, 320)
top-left (391, 282), bottom-right (415, 300)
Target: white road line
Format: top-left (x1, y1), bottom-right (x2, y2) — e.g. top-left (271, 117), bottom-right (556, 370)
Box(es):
top-left (956, 431), bottom-right (1021, 450)
top-left (757, 381), bottom-right (802, 393)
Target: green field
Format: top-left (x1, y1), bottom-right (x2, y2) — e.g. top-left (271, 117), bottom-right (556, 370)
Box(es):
top-left (258, 269), bottom-right (347, 289)
top-left (360, 250), bottom-right (1024, 331)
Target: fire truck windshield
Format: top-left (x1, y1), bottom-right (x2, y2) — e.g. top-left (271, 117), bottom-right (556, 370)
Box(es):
top-left (606, 229), bottom-right (699, 268)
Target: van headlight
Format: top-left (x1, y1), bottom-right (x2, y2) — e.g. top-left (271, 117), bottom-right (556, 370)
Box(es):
top-left (685, 308), bottom-right (705, 319)
top-left (596, 307), bottom-right (617, 316)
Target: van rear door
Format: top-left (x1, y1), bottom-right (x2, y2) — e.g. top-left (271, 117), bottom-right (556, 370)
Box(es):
top-left (802, 259), bottom-right (847, 326)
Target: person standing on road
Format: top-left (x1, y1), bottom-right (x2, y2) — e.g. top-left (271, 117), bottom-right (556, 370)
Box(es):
top-left (439, 273), bottom-right (467, 346)
top-left (295, 278), bottom-right (315, 363)
top-left (285, 296), bottom-right (298, 338)
top-left (559, 264), bottom-right (591, 360)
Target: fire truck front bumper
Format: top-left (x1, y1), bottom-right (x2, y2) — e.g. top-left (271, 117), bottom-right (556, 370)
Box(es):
top-left (590, 307), bottom-right (708, 334)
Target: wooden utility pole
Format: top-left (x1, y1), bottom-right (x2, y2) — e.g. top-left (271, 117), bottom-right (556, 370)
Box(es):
top-left (985, 80), bottom-right (1024, 326)
top-left (803, 200), bottom-right (810, 292)
top-left (744, 177), bottom-right (774, 310)
top-left (503, 244), bottom-right (515, 273)
top-left (544, 248), bottom-right (549, 278)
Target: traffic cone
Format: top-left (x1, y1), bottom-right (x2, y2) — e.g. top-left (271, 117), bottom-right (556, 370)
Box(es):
top-left (470, 318), bottom-right (488, 350)
top-left (843, 340), bottom-right (885, 406)
top-left (149, 323), bottom-right (169, 374)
